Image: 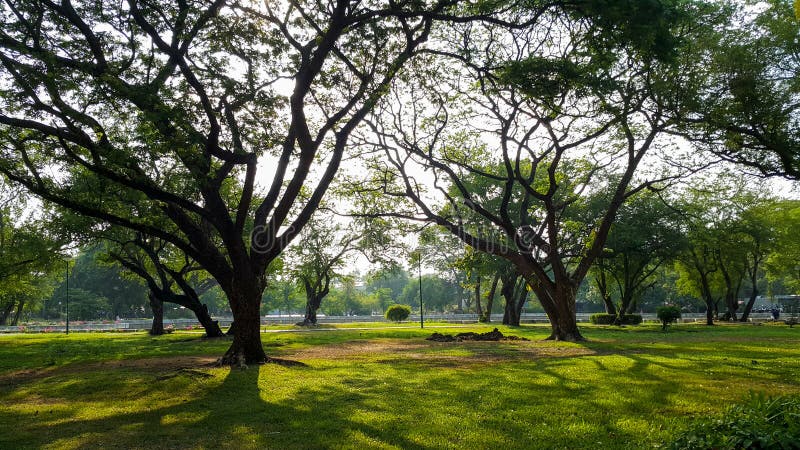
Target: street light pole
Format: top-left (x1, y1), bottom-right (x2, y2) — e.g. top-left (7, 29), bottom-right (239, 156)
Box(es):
top-left (418, 252), bottom-right (423, 329)
top-left (65, 259), bottom-right (69, 335)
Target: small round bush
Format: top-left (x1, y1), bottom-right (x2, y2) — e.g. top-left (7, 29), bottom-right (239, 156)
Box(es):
top-left (385, 304), bottom-right (412, 322)
top-left (656, 305), bottom-right (681, 331)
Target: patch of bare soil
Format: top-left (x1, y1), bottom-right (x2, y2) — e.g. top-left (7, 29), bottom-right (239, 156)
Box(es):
top-left (284, 337), bottom-right (597, 369)
top-left (426, 328), bottom-right (530, 342)
top-left (287, 340), bottom-right (428, 360)
top-left (0, 356), bottom-right (218, 386)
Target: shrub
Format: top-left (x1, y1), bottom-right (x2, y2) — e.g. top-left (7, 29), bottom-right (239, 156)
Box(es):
top-left (589, 313), bottom-right (614, 325)
top-left (656, 305), bottom-right (681, 331)
top-left (670, 393), bottom-right (800, 450)
top-left (622, 314), bottom-right (643, 325)
top-left (589, 314), bottom-right (642, 325)
top-left (385, 304), bottom-right (412, 322)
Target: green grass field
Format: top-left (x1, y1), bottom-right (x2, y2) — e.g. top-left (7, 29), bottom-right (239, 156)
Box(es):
top-left (1, 323), bottom-right (798, 449)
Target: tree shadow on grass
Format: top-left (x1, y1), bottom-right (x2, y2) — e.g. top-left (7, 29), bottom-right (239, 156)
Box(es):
top-left (0, 362), bottom-right (440, 450)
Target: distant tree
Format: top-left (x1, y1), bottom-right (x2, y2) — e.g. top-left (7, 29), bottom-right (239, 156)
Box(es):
top-left (453, 247), bottom-right (505, 322)
top-left (0, 180), bottom-right (64, 325)
top-left (764, 201), bottom-right (800, 295)
top-left (591, 192), bottom-right (686, 323)
top-left (674, 180), bottom-right (777, 323)
top-left (108, 234), bottom-right (224, 337)
top-left (365, 266), bottom-right (409, 309)
top-left (385, 304), bottom-right (411, 322)
top-left (656, 305), bottom-right (681, 331)
top-left (48, 245), bottom-right (149, 320)
top-left (52, 202), bottom-right (225, 336)
top-left (397, 274), bottom-right (460, 313)
top-left (418, 228), bottom-right (471, 311)
top-left (290, 217), bottom-right (362, 326)
top-left (261, 274), bottom-right (304, 317)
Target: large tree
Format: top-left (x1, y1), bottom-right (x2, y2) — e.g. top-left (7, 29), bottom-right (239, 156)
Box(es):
top-left (354, 2), bottom-right (711, 340)
top-left (0, 0), bottom-right (462, 364)
top-left (591, 191), bottom-right (685, 322)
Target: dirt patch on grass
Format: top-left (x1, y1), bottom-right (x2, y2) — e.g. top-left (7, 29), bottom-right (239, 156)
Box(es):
top-left (0, 356), bottom-right (217, 386)
top-left (288, 339), bottom-right (429, 360)
top-left (285, 338), bottom-right (597, 368)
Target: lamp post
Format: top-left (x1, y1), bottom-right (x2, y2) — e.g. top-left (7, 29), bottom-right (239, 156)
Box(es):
top-left (413, 250), bottom-right (423, 329)
top-left (65, 259), bottom-right (69, 335)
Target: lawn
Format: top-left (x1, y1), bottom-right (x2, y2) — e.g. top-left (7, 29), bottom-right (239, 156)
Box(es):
top-left (1, 323), bottom-right (798, 449)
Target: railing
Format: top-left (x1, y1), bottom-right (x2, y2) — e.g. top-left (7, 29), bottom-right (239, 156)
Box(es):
top-left (0, 312), bottom-right (782, 333)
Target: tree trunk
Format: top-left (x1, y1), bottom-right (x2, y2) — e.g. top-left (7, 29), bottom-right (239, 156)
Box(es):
top-left (480, 274), bottom-right (499, 323)
top-left (614, 291), bottom-right (635, 325)
top-left (474, 276), bottom-right (482, 318)
top-left (501, 274), bottom-right (519, 326)
top-left (513, 278), bottom-right (527, 321)
top-left (226, 321), bottom-right (236, 336)
top-left (301, 294), bottom-right (322, 325)
top-left (149, 293), bottom-right (164, 336)
top-left (528, 278), bottom-right (585, 341)
top-left (503, 299), bottom-right (519, 326)
top-left (219, 285), bottom-right (267, 366)
top-left (705, 303), bottom-right (714, 325)
top-left (595, 270), bottom-right (616, 316)
top-left (740, 290), bottom-right (757, 322)
top-left (0, 300), bottom-right (14, 325)
top-left (697, 267), bottom-right (715, 326)
top-left (187, 303), bottom-right (224, 337)
top-left (10, 299), bottom-right (25, 326)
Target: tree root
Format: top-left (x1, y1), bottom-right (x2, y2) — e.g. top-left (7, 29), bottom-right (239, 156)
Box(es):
top-left (544, 332), bottom-right (586, 342)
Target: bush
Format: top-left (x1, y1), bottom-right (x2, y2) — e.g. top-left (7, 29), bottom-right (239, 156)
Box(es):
top-left (385, 304), bottom-right (411, 322)
top-left (621, 314), bottom-right (643, 325)
top-left (589, 313), bottom-right (643, 325)
top-left (670, 393), bottom-right (800, 450)
top-left (656, 305), bottom-right (681, 331)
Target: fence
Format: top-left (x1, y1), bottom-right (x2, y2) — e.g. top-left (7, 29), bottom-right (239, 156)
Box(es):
top-left (0, 312), bottom-right (780, 333)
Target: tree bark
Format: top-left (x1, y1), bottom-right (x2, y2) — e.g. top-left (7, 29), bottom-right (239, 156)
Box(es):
top-left (474, 276), bottom-right (482, 318)
top-left (10, 299), bottom-right (24, 326)
top-left (740, 251), bottom-right (761, 322)
top-left (740, 291), bottom-right (757, 322)
top-left (480, 274), bottom-right (499, 323)
top-left (527, 277), bottom-right (585, 341)
top-left (0, 300), bottom-right (14, 326)
top-left (219, 284), bottom-right (267, 366)
top-left (595, 268), bottom-right (617, 316)
top-left (541, 295), bottom-right (584, 341)
top-left (301, 294), bottom-right (322, 325)
top-left (187, 302), bottom-right (224, 338)
top-left (693, 252), bottom-right (716, 326)
top-left (705, 303), bottom-right (714, 325)
top-left (149, 292), bottom-right (164, 336)
top-left (501, 274), bottom-right (519, 326)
